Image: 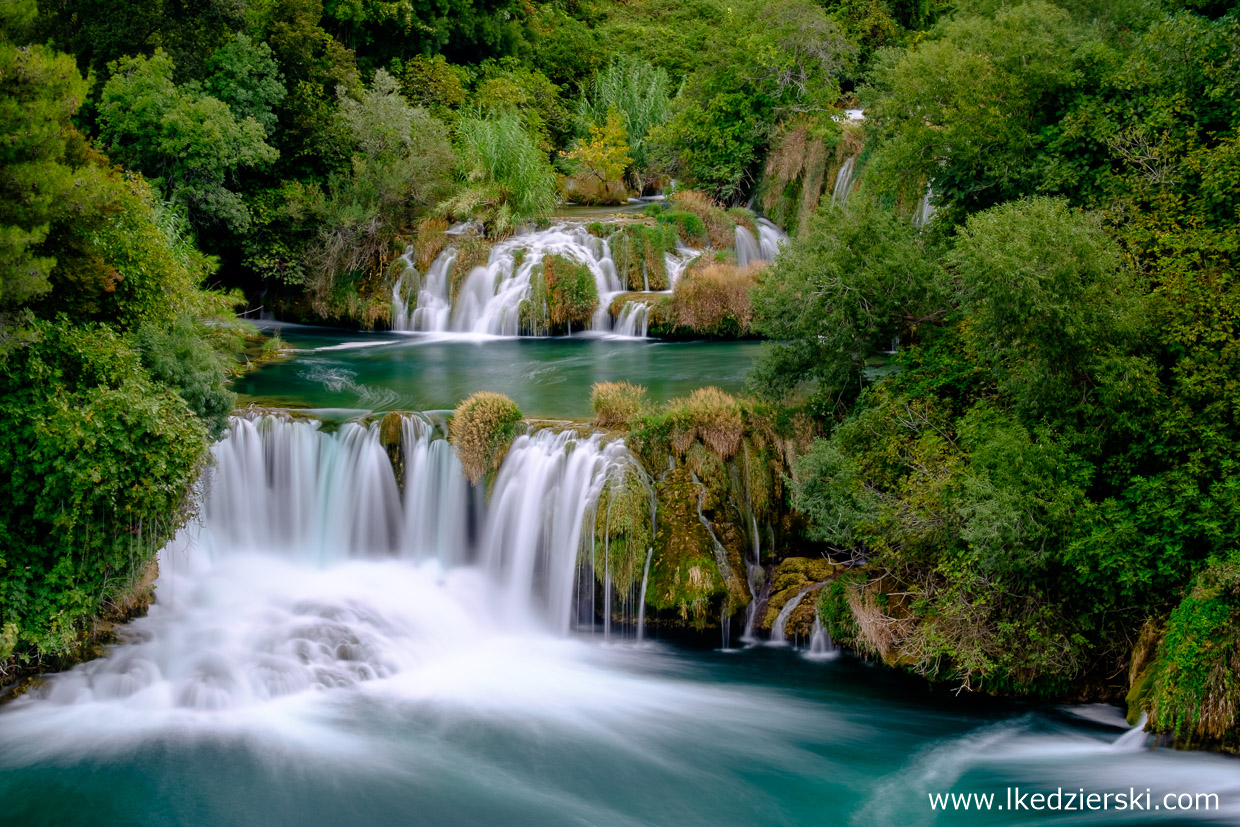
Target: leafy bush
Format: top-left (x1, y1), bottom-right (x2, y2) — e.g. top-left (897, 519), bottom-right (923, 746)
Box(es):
top-left (445, 111), bottom-right (558, 236)
top-left (543, 254), bottom-right (599, 330)
top-left (450, 391), bottom-right (523, 484)
top-left (0, 321), bottom-right (208, 662)
top-left (577, 55), bottom-right (673, 184)
top-left (671, 261), bottom-right (757, 336)
top-left (591, 381), bottom-right (650, 428)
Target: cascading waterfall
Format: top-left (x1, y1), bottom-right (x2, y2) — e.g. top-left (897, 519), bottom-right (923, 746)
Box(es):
top-left (831, 156), bottom-right (858, 206)
top-left (21, 412), bottom-right (645, 714)
top-left (390, 224), bottom-right (629, 336)
top-left (735, 220), bottom-right (788, 269)
top-left (613, 301), bottom-right (650, 338)
top-left (769, 585), bottom-right (816, 647)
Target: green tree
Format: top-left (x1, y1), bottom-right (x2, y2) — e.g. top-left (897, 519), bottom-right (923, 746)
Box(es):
top-left (750, 197), bottom-right (949, 412)
top-left (97, 51), bottom-right (279, 232)
top-left (204, 33), bottom-right (288, 136)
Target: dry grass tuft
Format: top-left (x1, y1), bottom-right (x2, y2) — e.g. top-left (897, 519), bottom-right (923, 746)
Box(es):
top-left (450, 391), bottom-right (523, 484)
top-left (684, 387), bottom-right (743, 460)
top-left (591, 381), bottom-right (649, 428)
top-left (673, 262), bottom-right (758, 334)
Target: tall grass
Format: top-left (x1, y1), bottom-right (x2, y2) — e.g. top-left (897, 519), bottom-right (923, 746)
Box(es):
top-left (448, 112), bottom-right (558, 234)
top-left (578, 56), bottom-right (673, 176)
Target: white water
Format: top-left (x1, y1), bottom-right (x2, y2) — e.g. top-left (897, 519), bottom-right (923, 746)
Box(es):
top-left (391, 224), bottom-right (626, 336)
top-left (805, 617), bottom-right (840, 661)
top-left (831, 156), bottom-right (858, 206)
top-left (2, 414), bottom-right (646, 723)
top-left (913, 185), bottom-right (937, 228)
top-left (769, 585), bottom-right (816, 647)
top-left (3, 414), bottom-right (1239, 823)
top-left (613, 301), bottom-right (649, 337)
top-left (735, 219), bottom-right (788, 269)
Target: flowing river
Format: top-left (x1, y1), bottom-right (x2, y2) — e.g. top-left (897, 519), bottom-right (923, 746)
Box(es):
top-left (3, 322), bottom-right (1238, 825)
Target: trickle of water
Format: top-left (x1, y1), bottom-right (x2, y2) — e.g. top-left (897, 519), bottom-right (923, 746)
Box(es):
top-left (735, 221), bottom-right (787, 269)
top-left (613, 302), bottom-right (650, 338)
top-left (831, 156), bottom-right (858, 206)
top-left (769, 585), bottom-right (816, 647)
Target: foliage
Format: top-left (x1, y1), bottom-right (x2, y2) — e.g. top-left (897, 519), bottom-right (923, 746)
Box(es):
top-left (562, 110), bottom-right (633, 205)
top-left (450, 391), bottom-right (523, 484)
top-left (204, 34), bottom-right (287, 136)
top-left (750, 196), bottom-right (949, 413)
top-left (0, 21), bottom-right (93, 306)
top-left (862, 1), bottom-right (1097, 223)
top-left (303, 69), bottom-right (455, 316)
top-left (445, 111), bottom-right (558, 236)
top-left (591, 381), bottom-right (650, 429)
top-left (0, 321), bottom-right (208, 660)
top-left (98, 51), bottom-right (279, 232)
top-left (577, 55), bottom-right (673, 182)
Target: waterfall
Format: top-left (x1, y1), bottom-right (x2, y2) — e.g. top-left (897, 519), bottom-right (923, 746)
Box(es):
top-left (477, 428), bottom-right (636, 633)
top-left (831, 156), bottom-right (858, 206)
top-left (734, 227), bottom-right (760, 269)
top-left (805, 617), bottom-right (840, 661)
top-left (209, 413), bottom-right (638, 632)
top-left (1112, 713), bottom-right (1150, 752)
top-left (665, 244), bottom-right (699, 290)
top-left (391, 224), bottom-right (626, 336)
top-left (613, 301), bottom-right (649, 338)
top-left (913, 185), bottom-right (937, 228)
top-left (736, 221), bottom-right (788, 269)
top-left (391, 247), bottom-right (457, 332)
top-left (769, 585), bottom-right (816, 647)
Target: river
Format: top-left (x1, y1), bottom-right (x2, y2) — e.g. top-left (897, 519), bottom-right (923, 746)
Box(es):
top-left (2, 257), bottom-right (1237, 825)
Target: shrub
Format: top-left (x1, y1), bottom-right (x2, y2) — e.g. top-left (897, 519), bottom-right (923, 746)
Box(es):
top-left (591, 381), bottom-right (649, 428)
top-left (684, 387), bottom-right (744, 459)
top-left (448, 111), bottom-right (558, 236)
top-left (543, 255), bottom-right (599, 329)
top-left (672, 262), bottom-right (758, 336)
top-left (450, 392), bottom-right (523, 484)
top-left (670, 190), bottom-right (736, 248)
top-left (0, 321), bottom-right (208, 662)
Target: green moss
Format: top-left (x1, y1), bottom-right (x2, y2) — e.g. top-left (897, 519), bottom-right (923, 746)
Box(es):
top-left (608, 224), bottom-right (678, 291)
top-left (647, 468), bottom-right (727, 629)
top-left (593, 465), bottom-right (654, 593)
top-left (655, 210), bottom-right (709, 247)
top-left (1145, 559), bottom-right (1240, 751)
top-left (543, 254), bottom-right (598, 330)
top-left (817, 572), bottom-right (864, 647)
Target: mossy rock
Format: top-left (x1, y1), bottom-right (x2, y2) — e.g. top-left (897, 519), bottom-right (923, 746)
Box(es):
top-left (593, 464), bottom-right (654, 593)
top-left (647, 468), bottom-right (727, 629)
top-left (772, 557), bottom-right (844, 592)
top-left (543, 254), bottom-right (598, 330)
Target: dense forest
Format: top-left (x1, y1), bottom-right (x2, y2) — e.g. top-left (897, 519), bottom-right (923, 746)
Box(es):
top-left (0, 0), bottom-right (1237, 752)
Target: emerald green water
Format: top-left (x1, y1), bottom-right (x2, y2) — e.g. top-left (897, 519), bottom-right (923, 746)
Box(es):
top-left (233, 326), bottom-right (762, 418)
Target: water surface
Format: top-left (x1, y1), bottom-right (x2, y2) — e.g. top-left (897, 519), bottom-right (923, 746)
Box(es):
top-left (234, 326), bottom-right (761, 418)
